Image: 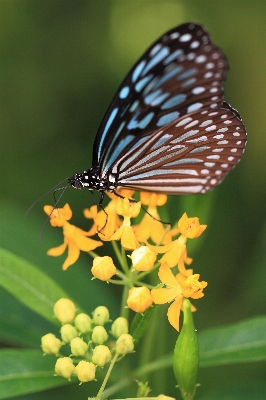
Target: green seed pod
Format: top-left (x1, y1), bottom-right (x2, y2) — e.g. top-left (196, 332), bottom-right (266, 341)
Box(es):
top-left (173, 299), bottom-right (199, 400)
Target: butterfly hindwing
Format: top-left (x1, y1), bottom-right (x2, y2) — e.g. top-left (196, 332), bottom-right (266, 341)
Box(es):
top-left (110, 102), bottom-right (246, 195)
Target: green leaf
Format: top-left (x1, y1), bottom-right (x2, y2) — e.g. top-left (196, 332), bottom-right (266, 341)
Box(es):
top-left (130, 306), bottom-right (155, 345)
top-left (0, 288), bottom-right (56, 347)
top-left (0, 349), bottom-right (70, 399)
top-left (0, 248), bottom-right (70, 324)
top-left (199, 316), bottom-right (266, 366)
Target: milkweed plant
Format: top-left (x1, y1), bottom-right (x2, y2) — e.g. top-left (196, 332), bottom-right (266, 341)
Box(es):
top-left (1, 188), bottom-right (265, 400)
top-left (41, 190), bottom-right (207, 400)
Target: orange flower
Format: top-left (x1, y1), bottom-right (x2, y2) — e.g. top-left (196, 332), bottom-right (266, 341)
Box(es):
top-left (151, 264), bottom-right (207, 331)
top-left (178, 213), bottom-right (207, 238)
top-left (44, 204), bottom-right (102, 270)
top-left (134, 192), bottom-right (173, 244)
top-left (147, 213), bottom-right (206, 275)
top-left (101, 197), bottom-right (141, 250)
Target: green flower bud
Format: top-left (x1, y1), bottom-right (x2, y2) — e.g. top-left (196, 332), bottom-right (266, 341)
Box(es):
top-left (111, 317), bottom-right (128, 338)
top-left (173, 299), bottom-right (199, 400)
top-left (60, 324), bottom-right (78, 343)
top-left (70, 337), bottom-right (88, 357)
top-left (41, 333), bottom-right (62, 355)
top-left (91, 326), bottom-right (108, 344)
top-left (55, 357), bottom-right (75, 379)
top-left (54, 298), bottom-right (76, 324)
top-left (75, 313), bottom-right (92, 333)
top-left (92, 345), bottom-right (112, 367)
top-left (115, 333), bottom-right (134, 355)
top-left (74, 360), bottom-right (96, 383)
top-left (93, 306), bottom-right (109, 326)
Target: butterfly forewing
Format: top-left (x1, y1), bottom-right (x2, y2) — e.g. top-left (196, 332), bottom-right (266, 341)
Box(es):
top-left (111, 102), bottom-right (246, 194)
top-left (93, 23), bottom-right (228, 174)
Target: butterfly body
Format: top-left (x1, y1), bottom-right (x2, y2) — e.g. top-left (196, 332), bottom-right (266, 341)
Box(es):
top-left (69, 23), bottom-right (246, 196)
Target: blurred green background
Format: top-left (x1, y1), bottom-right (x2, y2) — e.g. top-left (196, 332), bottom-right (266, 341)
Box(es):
top-left (1, 0), bottom-right (266, 399)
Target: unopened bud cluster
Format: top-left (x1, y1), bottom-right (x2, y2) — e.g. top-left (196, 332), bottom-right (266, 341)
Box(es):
top-left (41, 298), bottom-right (134, 384)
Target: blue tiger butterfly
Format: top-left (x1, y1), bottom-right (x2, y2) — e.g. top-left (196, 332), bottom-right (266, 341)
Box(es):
top-left (68, 22), bottom-right (246, 202)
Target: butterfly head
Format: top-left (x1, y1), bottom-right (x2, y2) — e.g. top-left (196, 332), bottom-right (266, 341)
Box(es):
top-left (68, 166), bottom-right (114, 192)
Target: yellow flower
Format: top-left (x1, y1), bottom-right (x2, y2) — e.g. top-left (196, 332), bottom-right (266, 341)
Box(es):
top-left (148, 236), bottom-right (192, 275)
top-left (147, 213), bottom-right (206, 275)
top-left (129, 246), bottom-right (157, 272)
top-left (151, 264), bottom-right (207, 331)
top-left (91, 256), bottom-right (116, 281)
top-left (44, 204), bottom-right (103, 270)
top-left (101, 197), bottom-right (141, 250)
top-left (178, 212), bottom-right (207, 238)
top-left (134, 192), bottom-right (173, 244)
top-left (127, 286), bottom-right (153, 313)
top-left (84, 190), bottom-right (135, 237)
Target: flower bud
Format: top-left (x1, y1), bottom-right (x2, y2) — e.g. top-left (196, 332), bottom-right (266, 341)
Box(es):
top-left (70, 337), bottom-right (88, 357)
top-left (111, 317), bottom-right (128, 338)
top-left (93, 306), bottom-right (109, 325)
top-left (127, 286), bottom-right (153, 313)
top-left (92, 345), bottom-right (112, 367)
top-left (60, 324), bottom-right (78, 343)
top-left (55, 357), bottom-right (75, 379)
top-left (54, 298), bottom-right (76, 324)
top-left (75, 313), bottom-right (92, 333)
top-left (157, 396), bottom-right (175, 400)
top-left (115, 333), bottom-right (134, 355)
top-left (130, 246), bottom-right (157, 271)
top-left (41, 333), bottom-right (62, 355)
top-left (91, 326), bottom-right (108, 344)
top-left (91, 256), bottom-right (116, 281)
top-left (173, 299), bottom-right (199, 399)
top-left (74, 360), bottom-right (96, 383)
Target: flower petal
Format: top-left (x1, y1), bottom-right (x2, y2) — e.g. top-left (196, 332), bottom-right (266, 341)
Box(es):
top-left (158, 264), bottom-right (180, 288)
top-left (151, 287), bottom-right (177, 304)
top-left (62, 239), bottom-right (80, 270)
top-left (47, 241), bottom-right (67, 256)
top-left (167, 297), bottom-right (183, 331)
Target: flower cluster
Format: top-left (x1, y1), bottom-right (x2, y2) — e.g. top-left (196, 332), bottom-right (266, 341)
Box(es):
top-left (41, 298), bottom-right (134, 384)
top-left (44, 191), bottom-right (207, 331)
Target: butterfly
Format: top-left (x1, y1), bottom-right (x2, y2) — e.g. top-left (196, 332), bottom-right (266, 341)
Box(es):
top-left (69, 22), bottom-right (247, 203)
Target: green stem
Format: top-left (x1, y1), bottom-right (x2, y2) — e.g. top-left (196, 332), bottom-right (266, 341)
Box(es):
top-left (95, 352), bottom-right (119, 400)
top-left (88, 250), bottom-right (101, 259)
top-left (120, 284), bottom-right (130, 318)
top-left (99, 353), bottom-right (172, 400)
top-left (111, 241), bottom-right (125, 270)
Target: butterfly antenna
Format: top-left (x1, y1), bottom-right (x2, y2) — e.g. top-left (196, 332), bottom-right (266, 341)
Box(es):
top-left (141, 205), bottom-right (171, 227)
top-left (26, 177), bottom-right (69, 217)
top-left (39, 182), bottom-right (72, 242)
